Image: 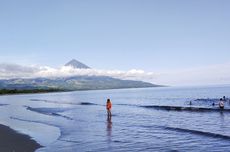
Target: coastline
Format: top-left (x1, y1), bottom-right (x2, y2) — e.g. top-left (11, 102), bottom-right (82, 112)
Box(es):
top-left (0, 89), bottom-right (65, 96)
top-left (0, 86), bottom-right (164, 96)
top-left (0, 124), bottom-right (42, 152)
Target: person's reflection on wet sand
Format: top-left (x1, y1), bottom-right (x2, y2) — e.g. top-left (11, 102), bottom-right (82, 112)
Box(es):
top-left (107, 117), bottom-right (112, 142)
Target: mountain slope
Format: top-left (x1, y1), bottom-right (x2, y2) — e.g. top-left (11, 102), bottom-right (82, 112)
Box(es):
top-left (0, 60), bottom-right (163, 91)
top-left (0, 76), bottom-right (160, 91)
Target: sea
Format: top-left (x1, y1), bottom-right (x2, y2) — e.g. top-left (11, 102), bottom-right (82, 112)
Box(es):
top-left (0, 85), bottom-right (230, 152)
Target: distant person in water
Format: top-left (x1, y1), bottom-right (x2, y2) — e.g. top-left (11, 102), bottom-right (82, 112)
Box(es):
top-left (106, 99), bottom-right (112, 118)
top-left (219, 98), bottom-right (224, 109)
top-left (223, 96), bottom-right (226, 101)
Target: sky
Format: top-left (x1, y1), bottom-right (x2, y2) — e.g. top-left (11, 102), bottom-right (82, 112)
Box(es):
top-left (0, 0), bottom-right (230, 86)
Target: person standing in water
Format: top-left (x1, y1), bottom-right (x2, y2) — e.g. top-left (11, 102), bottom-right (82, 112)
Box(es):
top-left (219, 98), bottom-right (224, 109)
top-left (106, 99), bottom-right (112, 118)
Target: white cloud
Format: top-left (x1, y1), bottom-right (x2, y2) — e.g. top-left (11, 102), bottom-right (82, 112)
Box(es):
top-left (0, 63), bottom-right (38, 79)
top-left (0, 63), bottom-right (230, 86)
top-left (36, 66), bottom-right (158, 81)
top-left (0, 63), bottom-right (158, 82)
top-left (155, 63), bottom-right (230, 86)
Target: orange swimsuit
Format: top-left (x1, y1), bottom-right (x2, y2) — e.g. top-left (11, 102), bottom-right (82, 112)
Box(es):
top-left (106, 102), bottom-right (112, 110)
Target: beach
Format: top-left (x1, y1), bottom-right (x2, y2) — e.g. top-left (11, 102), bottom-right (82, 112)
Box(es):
top-left (0, 124), bottom-right (41, 152)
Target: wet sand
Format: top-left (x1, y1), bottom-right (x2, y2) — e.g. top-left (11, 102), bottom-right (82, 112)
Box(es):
top-left (0, 124), bottom-right (42, 152)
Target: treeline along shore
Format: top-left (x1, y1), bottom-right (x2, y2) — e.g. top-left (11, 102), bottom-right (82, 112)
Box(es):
top-left (0, 88), bottom-right (64, 95)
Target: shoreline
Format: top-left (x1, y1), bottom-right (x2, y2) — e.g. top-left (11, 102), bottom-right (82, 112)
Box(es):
top-left (0, 86), bottom-right (164, 96)
top-left (0, 89), bottom-right (65, 96)
top-left (0, 124), bottom-right (42, 152)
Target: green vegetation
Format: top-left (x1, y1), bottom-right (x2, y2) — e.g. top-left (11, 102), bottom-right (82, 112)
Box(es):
top-left (0, 88), bottom-right (64, 95)
top-left (0, 76), bottom-right (160, 92)
top-left (0, 76), bottom-right (162, 95)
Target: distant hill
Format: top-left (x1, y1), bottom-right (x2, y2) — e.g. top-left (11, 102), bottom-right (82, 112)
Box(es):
top-left (65, 59), bottom-right (90, 69)
top-left (0, 76), bottom-right (160, 91)
top-left (0, 59), bottom-right (163, 92)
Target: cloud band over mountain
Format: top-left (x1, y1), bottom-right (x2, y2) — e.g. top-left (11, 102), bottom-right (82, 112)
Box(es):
top-left (0, 63), bottom-right (157, 81)
top-left (1, 63), bottom-right (230, 86)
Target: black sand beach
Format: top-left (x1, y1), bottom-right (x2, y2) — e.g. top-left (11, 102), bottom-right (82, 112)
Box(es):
top-left (0, 124), bottom-right (41, 152)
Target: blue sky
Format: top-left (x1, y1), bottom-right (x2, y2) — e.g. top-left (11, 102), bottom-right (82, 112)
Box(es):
top-left (0, 0), bottom-right (230, 85)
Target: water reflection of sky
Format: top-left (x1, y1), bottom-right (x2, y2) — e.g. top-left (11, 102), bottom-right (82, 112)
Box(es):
top-left (107, 117), bottom-right (112, 143)
top-left (0, 86), bottom-right (230, 151)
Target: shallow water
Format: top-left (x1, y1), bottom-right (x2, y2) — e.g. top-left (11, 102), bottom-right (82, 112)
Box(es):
top-left (0, 85), bottom-right (230, 151)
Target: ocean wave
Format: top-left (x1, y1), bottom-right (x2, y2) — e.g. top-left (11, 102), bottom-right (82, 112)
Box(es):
top-left (192, 98), bottom-right (230, 107)
top-left (30, 99), bottom-right (79, 105)
top-left (140, 124), bottom-right (230, 140)
top-left (194, 98), bottom-right (229, 102)
top-left (80, 102), bottom-right (98, 105)
top-left (30, 99), bottom-right (98, 106)
top-left (58, 139), bottom-right (81, 144)
top-left (115, 103), bottom-right (230, 112)
top-left (141, 105), bottom-right (230, 112)
top-left (25, 106), bottom-right (73, 120)
top-left (116, 103), bottom-right (138, 107)
top-left (194, 98), bottom-right (219, 102)
top-left (165, 126), bottom-right (230, 140)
